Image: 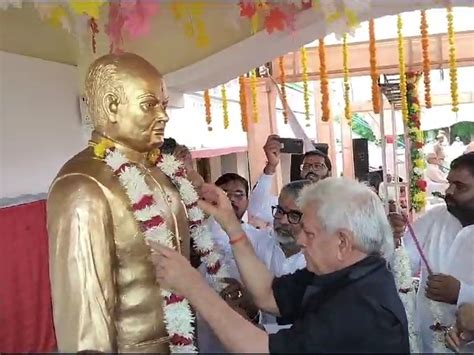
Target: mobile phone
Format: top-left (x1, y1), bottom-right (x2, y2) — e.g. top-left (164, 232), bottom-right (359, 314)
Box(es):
top-left (277, 138), bottom-right (304, 154)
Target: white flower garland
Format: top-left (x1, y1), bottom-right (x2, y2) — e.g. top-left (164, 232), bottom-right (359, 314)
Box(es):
top-left (156, 155), bottom-right (229, 292)
top-left (392, 246), bottom-right (420, 353)
top-left (429, 299), bottom-right (449, 353)
top-left (100, 145), bottom-right (228, 353)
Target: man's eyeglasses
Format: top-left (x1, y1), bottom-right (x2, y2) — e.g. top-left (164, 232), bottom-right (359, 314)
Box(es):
top-left (225, 191), bottom-right (246, 200)
top-left (271, 205), bottom-right (303, 224)
top-left (300, 163), bottom-right (327, 171)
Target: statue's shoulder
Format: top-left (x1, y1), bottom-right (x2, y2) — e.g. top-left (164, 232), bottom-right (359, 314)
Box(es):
top-left (49, 147), bottom-right (116, 196)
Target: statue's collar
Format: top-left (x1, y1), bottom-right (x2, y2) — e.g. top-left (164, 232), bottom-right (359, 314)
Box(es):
top-left (90, 131), bottom-right (152, 166)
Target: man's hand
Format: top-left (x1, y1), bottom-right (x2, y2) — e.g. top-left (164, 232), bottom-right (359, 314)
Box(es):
top-left (220, 278), bottom-right (259, 321)
top-left (263, 135), bottom-right (281, 175)
top-left (426, 274), bottom-right (461, 304)
top-left (149, 243), bottom-right (204, 297)
top-left (173, 145), bottom-right (193, 172)
top-left (446, 326), bottom-right (463, 353)
top-left (446, 325), bottom-right (474, 353)
top-left (387, 212), bottom-right (406, 248)
top-left (457, 303), bottom-right (474, 333)
top-left (198, 183), bottom-right (243, 238)
top-left (173, 145), bottom-right (204, 189)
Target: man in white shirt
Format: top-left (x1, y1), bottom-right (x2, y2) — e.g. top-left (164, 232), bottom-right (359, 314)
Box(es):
top-left (378, 173), bottom-right (397, 202)
top-left (390, 152), bottom-right (474, 352)
top-left (426, 153), bottom-right (448, 185)
top-left (248, 135), bottom-right (332, 224)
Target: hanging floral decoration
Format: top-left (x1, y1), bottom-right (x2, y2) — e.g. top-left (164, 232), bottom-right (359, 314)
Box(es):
top-left (342, 33), bottom-right (351, 124)
top-left (34, 4), bottom-right (71, 33)
top-left (172, 1), bottom-right (209, 48)
top-left (204, 89), bottom-right (212, 131)
top-left (89, 17), bottom-right (99, 53)
top-left (105, 0), bottom-right (159, 54)
top-left (319, 38), bottom-right (330, 122)
top-left (6, 1), bottom-right (370, 50)
top-left (239, 76), bottom-right (249, 132)
top-left (69, 0), bottom-right (105, 20)
top-left (300, 47), bottom-right (311, 126)
top-left (0, 0), bottom-right (22, 10)
top-left (369, 19), bottom-right (381, 114)
top-left (446, 5), bottom-right (459, 112)
top-left (420, 10), bottom-right (432, 109)
top-left (221, 84), bottom-right (230, 129)
top-left (239, 1), bottom-right (300, 34)
top-left (392, 245), bottom-right (420, 352)
top-left (278, 56), bottom-right (289, 124)
top-left (397, 15), bottom-right (409, 123)
top-left (250, 70), bottom-right (259, 123)
top-left (321, 0), bottom-right (370, 38)
top-left (406, 72), bottom-right (427, 213)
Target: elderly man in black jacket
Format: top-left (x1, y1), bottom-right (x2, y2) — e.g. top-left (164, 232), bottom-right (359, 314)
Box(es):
top-left (151, 177), bottom-right (410, 353)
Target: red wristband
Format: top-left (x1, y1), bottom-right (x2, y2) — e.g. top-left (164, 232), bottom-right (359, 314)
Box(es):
top-left (230, 233), bottom-right (247, 245)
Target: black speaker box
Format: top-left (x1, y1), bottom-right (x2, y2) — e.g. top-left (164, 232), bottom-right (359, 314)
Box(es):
top-left (352, 138), bottom-right (369, 181)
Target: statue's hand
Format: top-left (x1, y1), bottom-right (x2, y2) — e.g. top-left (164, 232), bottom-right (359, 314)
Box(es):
top-left (198, 183), bottom-right (243, 237)
top-left (149, 243), bottom-right (203, 297)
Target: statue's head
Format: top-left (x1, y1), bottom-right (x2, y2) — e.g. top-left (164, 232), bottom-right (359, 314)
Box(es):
top-left (85, 53), bottom-right (168, 152)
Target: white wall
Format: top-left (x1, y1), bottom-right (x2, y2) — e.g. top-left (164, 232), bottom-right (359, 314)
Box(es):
top-left (0, 51), bottom-right (85, 199)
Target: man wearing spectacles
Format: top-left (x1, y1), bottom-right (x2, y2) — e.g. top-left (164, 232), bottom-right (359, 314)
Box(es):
top-left (271, 180), bottom-right (309, 260)
top-left (248, 135), bottom-right (332, 225)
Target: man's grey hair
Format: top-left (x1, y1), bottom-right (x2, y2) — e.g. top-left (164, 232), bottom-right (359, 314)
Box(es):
top-left (298, 177), bottom-right (394, 258)
top-left (280, 179), bottom-right (313, 199)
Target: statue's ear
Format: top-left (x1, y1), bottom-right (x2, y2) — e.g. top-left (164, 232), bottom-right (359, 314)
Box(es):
top-left (102, 92), bottom-right (119, 123)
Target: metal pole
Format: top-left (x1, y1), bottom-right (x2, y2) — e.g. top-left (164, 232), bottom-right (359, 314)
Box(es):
top-left (391, 103), bottom-right (400, 205)
top-left (379, 89), bottom-right (389, 214)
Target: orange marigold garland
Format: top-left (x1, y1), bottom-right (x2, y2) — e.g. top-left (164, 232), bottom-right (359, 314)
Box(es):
top-left (221, 84), bottom-right (229, 129)
top-left (250, 70), bottom-right (259, 123)
top-left (342, 33), bottom-right (351, 124)
top-left (420, 10), bottom-right (432, 108)
top-left (319, 38), bottom-right (330, 121)
top-left (239, 76), bottom-right (249, 132)
top-left (204, 89), bottom-right (212, 131)
top-left (278, 56), bottom-right (289, 124)
top-left (397, 15), bottom-right (409, 122)
top-left (446, 5), bottom-right (459, 112)
top-left (369, 19), bottom-right (381, 114)
top-left (301, 47), bottom-right (311, 126)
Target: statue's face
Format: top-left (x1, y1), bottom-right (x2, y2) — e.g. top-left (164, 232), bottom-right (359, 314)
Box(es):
top-left (108, 68), bottom-right (169, 152)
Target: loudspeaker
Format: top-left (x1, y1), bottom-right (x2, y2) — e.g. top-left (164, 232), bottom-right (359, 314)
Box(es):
top-left (313, 143), bottom-right (329, 155)
top-left (352, 138), bottom-right (369, 181)
top-left (290, 154), bottom-right (304, 182)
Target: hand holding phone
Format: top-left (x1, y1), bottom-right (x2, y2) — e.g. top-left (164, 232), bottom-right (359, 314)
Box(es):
top-left (277, 138), bottom-right (304, 154)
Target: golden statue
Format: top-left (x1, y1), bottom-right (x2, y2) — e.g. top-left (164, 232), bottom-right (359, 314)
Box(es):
top-left (47, 53), bottom-right (190, 352)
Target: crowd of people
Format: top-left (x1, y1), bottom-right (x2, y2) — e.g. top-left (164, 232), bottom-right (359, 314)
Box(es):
top-left (44, 52), bottom-right (472, 353)
top-left (149, 134), bottom-right (474, 353)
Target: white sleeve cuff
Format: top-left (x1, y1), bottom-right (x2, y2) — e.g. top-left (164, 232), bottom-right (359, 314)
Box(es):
top-left (458, 282), bottom-right (474, 306)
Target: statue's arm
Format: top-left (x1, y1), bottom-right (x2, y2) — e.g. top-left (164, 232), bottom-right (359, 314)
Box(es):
top-left (47, 175), bottom-right (117, 352)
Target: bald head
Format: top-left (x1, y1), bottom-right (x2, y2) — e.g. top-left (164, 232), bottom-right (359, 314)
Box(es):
top-left (85, 53), bottom-right (163, 130)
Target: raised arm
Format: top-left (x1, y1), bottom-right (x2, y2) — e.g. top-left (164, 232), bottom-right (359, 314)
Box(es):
top-left (248, 135), bottom-right (281, 224)
top-left (47, 175), bottom-right (117, 352)
top-left (199, 183), bottom-right (280, 315)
